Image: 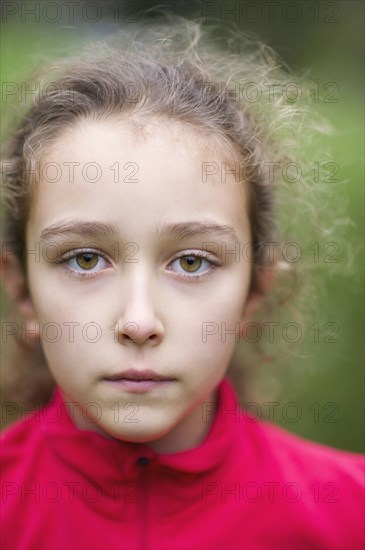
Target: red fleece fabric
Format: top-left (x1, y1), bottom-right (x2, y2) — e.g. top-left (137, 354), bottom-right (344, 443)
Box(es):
top-left (1, 377), bottom-right (364, 549)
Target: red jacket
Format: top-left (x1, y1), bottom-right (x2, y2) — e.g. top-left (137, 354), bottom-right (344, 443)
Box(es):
top-left (1, 377), bottom-right (364, 549)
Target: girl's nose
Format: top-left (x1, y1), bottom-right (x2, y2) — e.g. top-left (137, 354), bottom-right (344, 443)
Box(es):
top-left (113, 279), bottom-right (165, 346)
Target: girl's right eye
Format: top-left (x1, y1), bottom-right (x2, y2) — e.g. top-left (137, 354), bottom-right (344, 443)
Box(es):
top-left (58, 250), bottom-right (110, 278)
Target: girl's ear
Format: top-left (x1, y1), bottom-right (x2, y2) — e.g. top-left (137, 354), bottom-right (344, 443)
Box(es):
top-left (0, 251), bottom-right (40, 338)
top-left (240, 266), bottom-right (276, 322)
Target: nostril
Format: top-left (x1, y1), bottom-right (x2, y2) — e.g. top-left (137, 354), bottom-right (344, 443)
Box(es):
top-left (114, 334), bottom-right (133, 344)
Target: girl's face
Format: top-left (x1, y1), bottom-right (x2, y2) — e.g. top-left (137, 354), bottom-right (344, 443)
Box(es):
top-left (25, 117), bottom-right (255, 453)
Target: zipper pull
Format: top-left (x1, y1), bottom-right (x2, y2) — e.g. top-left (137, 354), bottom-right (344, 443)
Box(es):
top-left (136, 456), bottom-right (151, 466)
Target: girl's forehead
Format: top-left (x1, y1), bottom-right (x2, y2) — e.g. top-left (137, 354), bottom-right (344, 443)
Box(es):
top-left (45, 115), bottom-right (237, 166)
top-left (29, 116), bottom-right (250, 240)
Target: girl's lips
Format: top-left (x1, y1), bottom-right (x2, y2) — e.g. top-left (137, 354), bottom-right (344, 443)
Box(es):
top-left (103, 378), bottom-right (175, 393)
top-left (104, 368), bottom-right (175, 382)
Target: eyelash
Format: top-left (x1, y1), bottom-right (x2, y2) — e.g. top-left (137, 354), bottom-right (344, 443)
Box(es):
top-left (168, 250), bottom-right (221, 282)
top-left (56, 248), bottom-right (222, 281)
top-left (56, 249), bottom-right (109, 280)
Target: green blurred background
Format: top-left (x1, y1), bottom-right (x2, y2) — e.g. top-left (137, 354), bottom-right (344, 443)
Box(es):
top-left (0, 1), bottom-right (363, 451)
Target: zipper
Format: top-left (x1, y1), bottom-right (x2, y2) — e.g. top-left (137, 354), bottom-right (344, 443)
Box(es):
top-left (136, 456), bottom-right (150, 550)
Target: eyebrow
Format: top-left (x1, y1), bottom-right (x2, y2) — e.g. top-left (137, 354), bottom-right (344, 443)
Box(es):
top-left (39, 220), bottom-right (239, 244)
top-left (156, 220), bottom-right (239, 243)
top-left (40, 221), bottom-right (118, 242)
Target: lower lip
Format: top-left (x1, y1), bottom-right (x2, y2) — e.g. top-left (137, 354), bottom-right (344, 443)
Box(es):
top-left (104, 379), bottom-right (175, 393)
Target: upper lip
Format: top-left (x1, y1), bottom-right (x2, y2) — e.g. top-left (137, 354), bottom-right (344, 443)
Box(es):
top-left (104, 369), bottom-right (174, 381)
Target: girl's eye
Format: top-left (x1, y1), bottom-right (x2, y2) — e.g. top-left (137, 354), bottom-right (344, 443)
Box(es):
top-left (169, 253), bottom-right (221, 280)
top-left (179, 256), bottom-right (203, 273)
top-left (74, 253), bottom-right (99, 270)
top-left (59, 250), bottom-right (109, 277)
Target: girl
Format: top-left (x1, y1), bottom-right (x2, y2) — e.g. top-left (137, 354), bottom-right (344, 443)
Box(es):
top-left (1, 12), bottom-right (364, 550)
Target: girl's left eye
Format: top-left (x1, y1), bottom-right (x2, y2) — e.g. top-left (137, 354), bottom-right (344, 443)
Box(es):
top-left (168, 252), bottom-right (221, 280)
top-left (59, 250), bottom-right (109, 278)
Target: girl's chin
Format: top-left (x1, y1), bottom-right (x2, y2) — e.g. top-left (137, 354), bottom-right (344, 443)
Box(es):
top-left (97, 421), bottom-right (177, 445)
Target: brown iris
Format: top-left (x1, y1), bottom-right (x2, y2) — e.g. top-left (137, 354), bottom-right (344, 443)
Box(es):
top-left (180, 256), bottom-right (202, 273)
top-left (76, 253), bottom-right (99, 270)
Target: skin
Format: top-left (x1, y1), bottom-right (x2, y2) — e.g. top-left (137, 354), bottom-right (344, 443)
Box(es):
top-left (2, 117), bottom-right (273, 453)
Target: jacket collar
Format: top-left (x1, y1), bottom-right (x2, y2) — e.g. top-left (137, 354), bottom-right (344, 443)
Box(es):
top-left (42, 377), bottom-right (245, 480)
